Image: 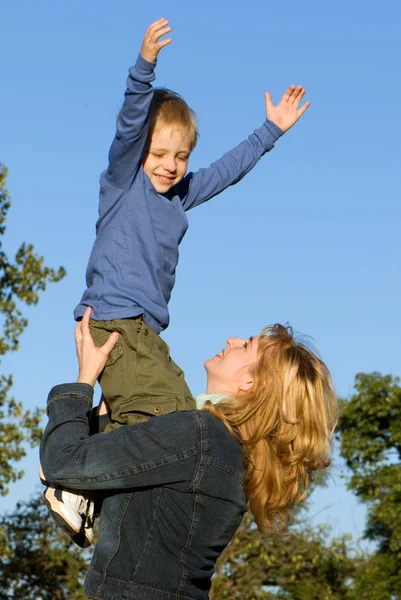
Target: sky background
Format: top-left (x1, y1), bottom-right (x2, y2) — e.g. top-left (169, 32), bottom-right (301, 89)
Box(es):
top-left (1, 0), bottom-right (400, 550)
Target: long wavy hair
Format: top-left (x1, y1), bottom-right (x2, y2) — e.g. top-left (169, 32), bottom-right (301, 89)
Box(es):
top-left (203, 324), bottom-right (337, 533)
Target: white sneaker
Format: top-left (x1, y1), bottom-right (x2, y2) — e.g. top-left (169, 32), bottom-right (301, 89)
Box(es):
top-left (40, 467), bottom-right (94, 548)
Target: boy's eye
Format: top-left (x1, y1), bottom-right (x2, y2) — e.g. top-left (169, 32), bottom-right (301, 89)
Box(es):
top-left (151, 152), bottom-right (164, 157)
top-left (178, 155), bottom-right (189, 161)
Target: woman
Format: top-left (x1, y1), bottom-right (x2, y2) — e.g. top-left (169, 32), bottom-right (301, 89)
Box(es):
top-left (40, 308), bottom-right (337, 600)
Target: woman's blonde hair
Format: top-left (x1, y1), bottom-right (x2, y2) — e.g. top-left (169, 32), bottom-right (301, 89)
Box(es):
top-left (203, 324), bottom-right (337, 533)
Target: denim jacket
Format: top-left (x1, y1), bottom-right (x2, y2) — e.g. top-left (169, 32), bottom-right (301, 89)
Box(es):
top-left (40, 384), bottom-right (247, 600)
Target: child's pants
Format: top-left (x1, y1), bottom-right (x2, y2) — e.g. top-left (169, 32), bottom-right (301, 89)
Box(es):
top-left (89, 317), bottom-right (195, 432)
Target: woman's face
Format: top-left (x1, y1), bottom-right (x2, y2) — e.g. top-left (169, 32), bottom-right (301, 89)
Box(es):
top-left (204, 336), bottom-right (260, 395)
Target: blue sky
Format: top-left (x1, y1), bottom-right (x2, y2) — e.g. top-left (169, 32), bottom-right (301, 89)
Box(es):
top-left (1, 0), bottom-right (400, 547)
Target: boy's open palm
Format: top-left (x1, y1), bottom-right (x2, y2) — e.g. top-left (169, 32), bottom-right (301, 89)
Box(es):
top-left (265, 86), bottom-right (310, 133)
top-left (140, 18), bottom-right (172, 63)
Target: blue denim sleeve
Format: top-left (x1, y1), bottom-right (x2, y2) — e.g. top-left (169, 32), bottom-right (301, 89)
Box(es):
top-left (40, 384), bottom-right (202, 492)
top-left (176, 119), bottom-right (283, 211)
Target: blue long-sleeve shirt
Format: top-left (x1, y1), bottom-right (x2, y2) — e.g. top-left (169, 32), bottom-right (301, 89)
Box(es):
top-left (74, 55), bottom-right (283, 333)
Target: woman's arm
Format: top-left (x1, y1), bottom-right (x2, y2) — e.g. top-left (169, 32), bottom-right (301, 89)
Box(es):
top-left (39, 307), bottom-right (200, 491)
top-left (40, 383), bottom-right (200, 492)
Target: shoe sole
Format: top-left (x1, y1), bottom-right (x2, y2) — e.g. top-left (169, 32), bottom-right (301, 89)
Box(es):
top-left (43, 488), bottom-right (92, 548)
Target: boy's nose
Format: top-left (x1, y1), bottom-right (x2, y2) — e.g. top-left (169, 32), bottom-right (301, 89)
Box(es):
top-left (163, 158), bottom-right (177, 172)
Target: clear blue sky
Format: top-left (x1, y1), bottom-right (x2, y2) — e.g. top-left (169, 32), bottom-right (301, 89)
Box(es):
top-left (1, 0), bottom-right (400, 548)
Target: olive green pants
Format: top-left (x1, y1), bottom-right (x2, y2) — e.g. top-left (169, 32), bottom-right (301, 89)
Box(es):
top-left (89, 317), bottom-right (195, 432)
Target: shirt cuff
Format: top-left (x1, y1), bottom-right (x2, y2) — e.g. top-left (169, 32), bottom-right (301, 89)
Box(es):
top-left (47, 383), bottom-right (94, 409)
top-left (265, 119), bottom-right (284, 139)
top-left (129, 53), bottom-right (157, 82)
top-left (253, 119), bottom-right (284, 153)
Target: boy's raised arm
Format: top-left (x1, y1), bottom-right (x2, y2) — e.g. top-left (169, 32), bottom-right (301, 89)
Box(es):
top-left (178, 85), bottom-right (310, 210)
top-left (104, 19), bottom-right (172, 190)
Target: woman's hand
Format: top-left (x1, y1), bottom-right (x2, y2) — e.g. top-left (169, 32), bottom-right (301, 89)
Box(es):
top-left (75, 307), bottom-right (119, 387)
top-left (265, 85), bottom-right (310, 133)
top-left (140, 18), bottom-right (172, 63)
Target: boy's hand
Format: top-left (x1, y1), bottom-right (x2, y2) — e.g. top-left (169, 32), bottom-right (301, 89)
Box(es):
top-left (265, 86), bottom-right (310, 133)
top-left (140, 18), bottom-right (172, 63)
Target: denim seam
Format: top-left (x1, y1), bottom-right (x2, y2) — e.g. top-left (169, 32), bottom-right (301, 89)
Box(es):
top-left (132, 321), bottom-right (144, 397)
top-left (96, 492), bottom-right (133, 597)
top-left (208, 457), bottom-right (244, 483)
top-left (58, 444), bottom-right (202, 486)
top-left (47, 393), bottom-right (92, 407)
top-left (130, 489), bottom-right (163, 586)
top-left (177, 413), bottom-right (208, 594)
top-left (181, 412), bottom-right (204, 493)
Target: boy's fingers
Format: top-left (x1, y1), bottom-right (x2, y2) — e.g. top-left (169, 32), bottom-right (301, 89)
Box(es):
top-left (293, 88), bottom-right (306, 108)
top-left (289, 86), bottom-right (304, 104)
top-left (281, 85), bottom-right (296, 104)
top-left (153, 27), bottom-right (172, 43)
top-left (149, 20), bottom-right (169, 38)
top-left (265, 91), bottom-right (275, 112)
top-left (147, 18), bottom-right (168, 33)
top-left (297, 101), bottom-right (311, 117)
top-left (158, 38), bottom-right (172, 49)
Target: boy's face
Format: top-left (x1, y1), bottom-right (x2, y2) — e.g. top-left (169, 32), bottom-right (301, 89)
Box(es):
top-left (142, 125), bottom-right (192, 193)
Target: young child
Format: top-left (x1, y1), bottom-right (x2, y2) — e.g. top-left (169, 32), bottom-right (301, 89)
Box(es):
top-left (41, 18), bottom-right (310, 547)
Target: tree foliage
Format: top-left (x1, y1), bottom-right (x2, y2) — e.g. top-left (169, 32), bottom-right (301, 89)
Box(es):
top-left (337, 372), bottom-right (401, 599)
top-left (0, 163), bottom-right (66, 495)
top-left (0, 493), bottom-right (88, 599)
top-left (210, 514), bottom-right (358, 600)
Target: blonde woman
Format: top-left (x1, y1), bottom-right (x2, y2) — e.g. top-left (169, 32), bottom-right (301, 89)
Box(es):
top-left (40, 308), bottom-right (337, 600)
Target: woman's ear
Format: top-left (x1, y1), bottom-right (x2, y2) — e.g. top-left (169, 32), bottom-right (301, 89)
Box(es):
top-left (237, 370), bottom-right (254, 393)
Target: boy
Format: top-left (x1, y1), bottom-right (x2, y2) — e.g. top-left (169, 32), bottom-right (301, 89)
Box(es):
top-left (42, 18), bottom-right (310, 547)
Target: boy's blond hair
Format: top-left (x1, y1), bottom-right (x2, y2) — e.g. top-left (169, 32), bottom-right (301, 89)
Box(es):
top-left (148, 88), bottom-right (199, 151)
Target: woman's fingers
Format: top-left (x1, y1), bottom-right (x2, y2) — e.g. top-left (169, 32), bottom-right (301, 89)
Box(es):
top-left (74, 321), bottom-right (83, 344)
top-left (81, 307), bottom-right (93, 341)
top-left (101, 331), bottom-right (119, 355)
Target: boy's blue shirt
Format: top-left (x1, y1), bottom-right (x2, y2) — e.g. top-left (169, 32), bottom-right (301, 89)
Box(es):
top-left (74, 54), bottom-right (283, 333)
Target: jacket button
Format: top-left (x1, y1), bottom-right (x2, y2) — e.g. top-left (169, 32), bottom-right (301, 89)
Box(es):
top-left (153, 406), bottom-right (161, 414)
top-left (144, 329), bottom-right (149, 336)
top-left (137, 328), bottom-right (141, 333)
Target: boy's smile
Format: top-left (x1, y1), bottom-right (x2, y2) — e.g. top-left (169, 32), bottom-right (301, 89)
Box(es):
top-left (143, 125), bottom-right (192, 193)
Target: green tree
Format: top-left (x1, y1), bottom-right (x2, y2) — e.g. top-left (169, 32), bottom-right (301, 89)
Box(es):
top-left (0, 163), bottom-right (89, 598)
top-left (337, 372), bottom-right (401, 599)
top-left (0, 163), bottom-right (65, 495)
top-left (210, 513), bottom-right (359, 600)
top-left (0, 494), bottom-right (88, 600)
